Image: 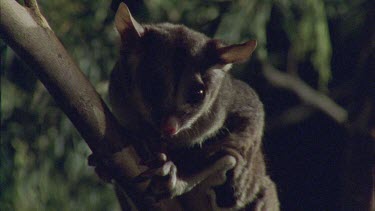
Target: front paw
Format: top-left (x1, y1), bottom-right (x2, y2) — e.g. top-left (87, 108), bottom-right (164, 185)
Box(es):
top-left (134, 153), bottom-right (187, 202)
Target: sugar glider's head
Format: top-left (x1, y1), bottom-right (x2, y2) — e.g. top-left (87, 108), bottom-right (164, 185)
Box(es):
top-left (114, 3), bottom-right (256, 140)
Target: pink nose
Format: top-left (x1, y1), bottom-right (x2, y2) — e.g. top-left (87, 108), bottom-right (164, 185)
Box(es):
top-left (163, 126), bottom-right (177, 136)
top-left (161, 116), bottom-right (179, 137)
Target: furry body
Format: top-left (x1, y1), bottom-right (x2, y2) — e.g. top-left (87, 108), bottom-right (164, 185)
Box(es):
top-left (109, 3), bottom-right (279, 210)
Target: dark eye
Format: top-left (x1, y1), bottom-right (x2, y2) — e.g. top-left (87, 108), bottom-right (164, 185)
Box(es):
top-left (187, 84), bottom-right (205, 104)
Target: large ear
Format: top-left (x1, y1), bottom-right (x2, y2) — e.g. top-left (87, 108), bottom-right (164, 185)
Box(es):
top-left (115, 3), bottom-right (144, 43)
top-left (218, 40), bottom-right (257, 64)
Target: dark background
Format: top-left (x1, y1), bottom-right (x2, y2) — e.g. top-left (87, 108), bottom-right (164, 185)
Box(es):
top-left (1, 0), bottom-right (373, 210)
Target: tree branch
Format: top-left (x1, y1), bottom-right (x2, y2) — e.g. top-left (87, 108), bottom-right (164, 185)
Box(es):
top-left (262, 63), bottom-right (348, 124)
top-left (1, 0), bottom-right (126, 160)
top-left (0, 0), bottom-right (183, 210)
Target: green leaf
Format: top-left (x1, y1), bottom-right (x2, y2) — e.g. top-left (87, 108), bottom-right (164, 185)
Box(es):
top-left (277, 0), bottom-right (332, 90)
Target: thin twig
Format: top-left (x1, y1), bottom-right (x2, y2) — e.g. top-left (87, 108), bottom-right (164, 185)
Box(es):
top-left (263, 63), bottom-right (348, 124)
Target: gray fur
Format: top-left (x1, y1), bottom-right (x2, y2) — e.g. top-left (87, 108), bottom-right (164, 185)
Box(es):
top-left (109, 22), bottom-right (279, 210)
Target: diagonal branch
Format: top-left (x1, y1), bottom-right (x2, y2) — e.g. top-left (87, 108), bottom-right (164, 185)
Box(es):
top-left (262, 63), bottom-right (348, 124)
top-left (0, 0), bottom-right (184, 210)
top-left (1, 0), bottom-right (126, 160)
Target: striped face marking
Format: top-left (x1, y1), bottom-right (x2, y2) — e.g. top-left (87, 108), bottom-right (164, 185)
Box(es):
top-left (126, 25), bottom-right (229, 138)
top-left (114, 3), bottom-right (256, 146)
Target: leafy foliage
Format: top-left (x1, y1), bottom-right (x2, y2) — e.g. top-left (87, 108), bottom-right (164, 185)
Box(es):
top-left (276, 0), bottom-right (332, 90)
